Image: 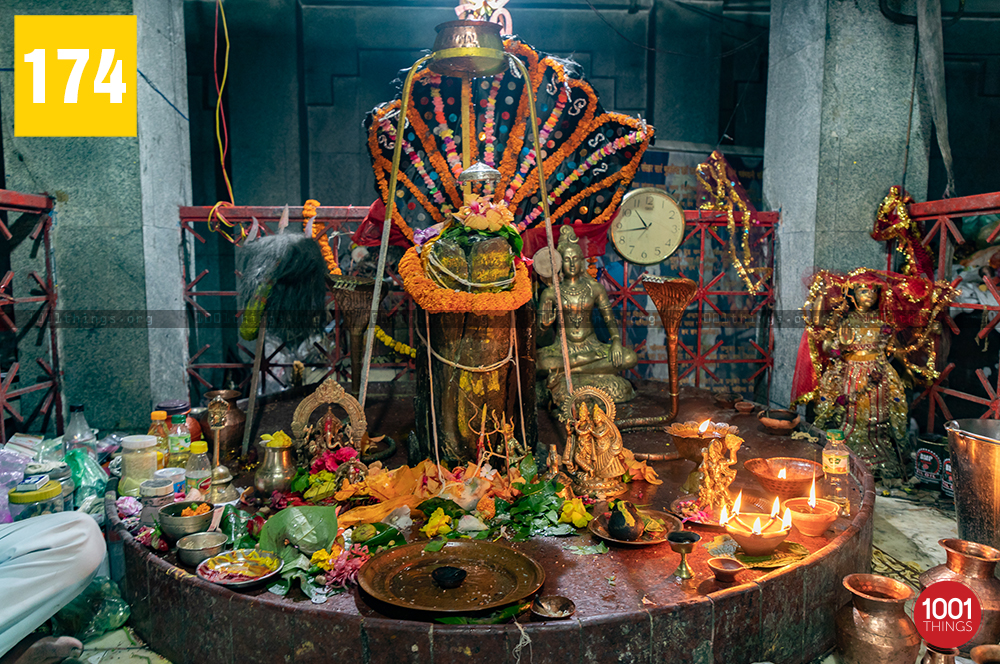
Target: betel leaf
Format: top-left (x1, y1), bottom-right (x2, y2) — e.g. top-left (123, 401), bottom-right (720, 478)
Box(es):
top-left (424, 537), bottom-right (447, 552)
top-left (289, 468), bottom-right (310, 494)
top-left (519, 454), bottom-right (538, 482)
top-left (563, 542), bottom-right (609, 556)
top-left (417, 497), bottom-right (465, 522)
top-left (258, 505), bottom-right (340, 558)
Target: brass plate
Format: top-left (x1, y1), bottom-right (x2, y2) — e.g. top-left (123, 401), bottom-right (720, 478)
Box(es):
top-left (588, 508), bottom-right (682, 546)
top-left (196, 548), bottom-right (283, 589)
top-left (357, 540), bottom-right (545, 613)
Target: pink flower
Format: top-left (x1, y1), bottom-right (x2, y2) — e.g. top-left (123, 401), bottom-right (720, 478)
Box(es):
top-left (310, 447), bottom-right (360, 474)
top-left (333, 447), bottom-right (358, 464)
top-left (326, 544), bottom-right (371, 589)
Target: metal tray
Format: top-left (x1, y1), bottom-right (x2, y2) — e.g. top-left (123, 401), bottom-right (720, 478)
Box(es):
top-left (357, 539), bottom-right (545, 613)
top-left (196, 548), bottom-right (283, 589)
top-left (588, 508), bottom-right (682, 546)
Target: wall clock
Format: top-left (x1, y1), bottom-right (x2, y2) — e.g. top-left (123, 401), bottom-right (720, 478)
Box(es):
top-left (609, 188), bottom-right (686, 265)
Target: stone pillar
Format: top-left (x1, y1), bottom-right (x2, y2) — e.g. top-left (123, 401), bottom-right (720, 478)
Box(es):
top-left (763, 0), bottom-right (930, 407)
top-left (0, 0), bottom-right (191, 431)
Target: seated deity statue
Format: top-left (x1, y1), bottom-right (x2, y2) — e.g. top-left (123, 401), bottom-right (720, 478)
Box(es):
top-left (537, 228), bottom-right (637, 403)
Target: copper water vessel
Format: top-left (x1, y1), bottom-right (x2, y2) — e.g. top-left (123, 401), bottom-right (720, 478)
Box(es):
top-left (430, 20), bottom-right (506, 77)
top-left (922, 645), bottom-right (959, 664)
top-left (919, 538), bottom-right (1000, 652)
top-left (835, 574), bottom-right (920, 664)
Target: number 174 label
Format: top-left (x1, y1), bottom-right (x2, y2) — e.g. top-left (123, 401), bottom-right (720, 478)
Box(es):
top-left (15, 15), bottom-right (136, 137)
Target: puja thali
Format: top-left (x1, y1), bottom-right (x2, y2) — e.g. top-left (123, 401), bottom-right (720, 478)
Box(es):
top-left (588, 507), bottom-right (682, 546)
top-left (358, 540), bottom-right (545, 613)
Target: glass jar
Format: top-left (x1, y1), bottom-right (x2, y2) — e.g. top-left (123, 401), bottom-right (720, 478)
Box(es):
top-left (8, 480), bottom-right (64, 521)
top-left (25, 461), bottom-right (75, 511)
top-left (155, 467), bottom-right (185, 494)
top-left (119, 435), bottom-right (158, 497)
top-left (139, 478), bottom-right (175, 528)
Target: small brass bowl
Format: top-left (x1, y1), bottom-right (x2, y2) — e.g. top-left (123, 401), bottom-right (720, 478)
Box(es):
top-left (176, 531), bottom-right (228, 567)
top-left (707, 557), bottom-right (745, 584)
top-left (157, 501), bottom-right (214, 542)
top-left (531, 595), bottom-right (575, 620)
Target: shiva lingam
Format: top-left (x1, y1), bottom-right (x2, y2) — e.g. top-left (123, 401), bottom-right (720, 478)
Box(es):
top-left (207, 395), bottom-right (240, 504)
top-left (785, 479), bottom-right (839, 537)
top-left (431, 566), bottom-right (467, 589)
top-left (744, 457), bottom-right (824, 501)
top-left (667, 531), bottom-right (701, 580)
top-left (721, 491), bottom-right (792, 557)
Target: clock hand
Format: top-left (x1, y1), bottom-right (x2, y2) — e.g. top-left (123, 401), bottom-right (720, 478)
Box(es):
top-left (618, 226), bottom-right (647, 233)
top-left (634, 212), bottom-right (651, 229)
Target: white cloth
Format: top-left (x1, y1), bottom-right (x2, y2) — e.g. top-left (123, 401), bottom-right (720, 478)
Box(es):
top-left (0, 512), bottom-right (105, 656)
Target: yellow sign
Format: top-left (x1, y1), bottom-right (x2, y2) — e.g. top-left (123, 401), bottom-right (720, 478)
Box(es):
top-left (14, 15), bottom-right (137, 137)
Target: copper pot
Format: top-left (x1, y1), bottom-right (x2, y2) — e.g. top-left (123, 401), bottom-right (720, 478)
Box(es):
top-left (922, 645), bottom-right (959, 664)
top-left (199, 390), bottom-right (246, 464)
top-left (919, 538), bottom-right (1000, 652)
top-left (835, 574), bottom-right (920, 664)
top-left (430, 20), bottom-right (506, 77)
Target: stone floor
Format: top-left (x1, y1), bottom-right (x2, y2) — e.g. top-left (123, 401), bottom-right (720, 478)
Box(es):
top-left (75, 494), bottom-right (967, 664)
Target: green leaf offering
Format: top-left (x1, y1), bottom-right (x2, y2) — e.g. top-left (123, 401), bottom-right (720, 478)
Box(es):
top-left (519, 454), bottom-right (538, 482)
top-left (417, 498), bottom-right (465, 522)
top-left (423, 537), bottom-right (447, 552)
top-left (563, 542), bottom-right (610, 556)
top-left (289, 468), bottom-right (310, 494)
top-left (258, 505), bottom-right (340, 560)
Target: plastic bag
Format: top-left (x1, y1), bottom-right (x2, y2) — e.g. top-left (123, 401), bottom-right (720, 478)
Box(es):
top-left (50, 577), bottom-right (130, 642)
top-left (65, 448), bottom-right (109, 510)
top-left (0, 449), bottom-right (30, 523)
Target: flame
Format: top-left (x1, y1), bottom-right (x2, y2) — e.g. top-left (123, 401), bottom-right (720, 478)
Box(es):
top-left (782, 507), bottom-right (792, 530)
top-left (752, 517), bottom-right (762, 535)
top-left (699, 420), bottom-right (711, 434)
top-left (720, 505), bottom-right (729, 525)
top-left (732, 491), bottom-right (742, 515)
top-left (770, 497), bottom-right (780, 519)
top-left (809, 478), bottom-right (817, 509)
top-left (778, 467), bottom-right (787, 480)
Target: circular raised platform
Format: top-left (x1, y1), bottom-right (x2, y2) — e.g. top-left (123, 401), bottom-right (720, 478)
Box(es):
top-left (110, 382), bottom-right (874, 664)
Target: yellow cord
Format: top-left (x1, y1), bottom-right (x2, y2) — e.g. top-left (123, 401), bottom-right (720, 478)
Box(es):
top-left (215, 0), bottom-right (233, 205)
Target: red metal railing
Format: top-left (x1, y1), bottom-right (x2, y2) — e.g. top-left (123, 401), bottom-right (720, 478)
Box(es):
top-left (0, 189), bottom-right (62, 442)
top-left (898, 192), bottom-right (1000, 430)
top-left (180, 205), bottom-right (778, 402)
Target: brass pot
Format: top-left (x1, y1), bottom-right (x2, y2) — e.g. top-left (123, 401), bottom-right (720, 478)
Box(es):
top-left (835, 574), bottom-right (920, 664)
top-left (919, 538), bottom-right (1000, 652)
top-left (430, 20), bottom-right (506, 77)
top-left (199, 390), bottom-right (246, 464)
top-left (254, 445), bottom-right (297, 496)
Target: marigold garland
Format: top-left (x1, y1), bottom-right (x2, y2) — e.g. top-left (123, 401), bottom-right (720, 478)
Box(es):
top-left (373, 325), bottom-right (417, 358)
top-left (398, 247), bottom-right (531, 313)
top-left (303, 199), bottom-right (342, 276)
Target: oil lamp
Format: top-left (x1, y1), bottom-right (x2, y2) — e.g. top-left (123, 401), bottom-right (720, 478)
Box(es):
top-left (785, 478), bottom-right (839, 537)
top-left (723, 490), bottom-right (791, 557)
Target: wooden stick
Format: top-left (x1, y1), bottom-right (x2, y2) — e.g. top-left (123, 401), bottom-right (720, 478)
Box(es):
top-left (241, 311), bottom-right (267, 459)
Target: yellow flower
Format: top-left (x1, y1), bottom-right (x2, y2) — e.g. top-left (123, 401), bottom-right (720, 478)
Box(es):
top-left (310, 545), bottom-right (343, 571)
top-left (261, 430), bottom-right (293, 448)
top-left (484, 208), bottom-right (505, 232)
top-left (420, 507), bottom-right (452, 537)
top-left (463, 213), bottom-right (490, 231)
top-left (559, 498), bottom-right (593, 528)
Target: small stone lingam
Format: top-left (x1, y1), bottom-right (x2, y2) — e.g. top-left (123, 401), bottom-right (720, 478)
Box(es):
top-left (431, 566), bottom-right (467, 589)
top-left (785, 478), bottom-right (839, 537)
top-left (722, 492), bottom-right (791, 557)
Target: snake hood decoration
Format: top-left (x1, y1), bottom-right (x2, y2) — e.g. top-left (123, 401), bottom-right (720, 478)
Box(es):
top-left (365, 39), bottom-right (654, 241)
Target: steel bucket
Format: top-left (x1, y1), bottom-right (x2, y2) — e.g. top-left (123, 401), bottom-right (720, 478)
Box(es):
top-left (945, 419), bottom-right (1000, 548)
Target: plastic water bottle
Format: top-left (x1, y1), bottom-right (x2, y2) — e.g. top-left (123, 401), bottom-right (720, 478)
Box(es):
top-left (65, 404), bottom-right (97, 459)
top-left (168, 414), bottom-right (192, 468)
top-left (184, 440), bottom-right (212, 496)
top-left (822, 429), bottom-right (851, 515)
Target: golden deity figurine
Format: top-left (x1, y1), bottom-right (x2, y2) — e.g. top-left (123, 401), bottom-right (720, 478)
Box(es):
top-left (812, 282), bottom-right (908, 477)
top-left (561, 387), bottom-right (628, 499)
top-left (697, 433), bottom-right (742, 515)
top-left (537, 227), bottom-right (638, 404)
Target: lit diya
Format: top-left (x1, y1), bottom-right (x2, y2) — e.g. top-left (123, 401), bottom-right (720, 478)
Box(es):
top-left (785, 479), bottom-right (839, 537)
top-left (665, 419), bottom-right (742, 505)
top-left (721, 492), bottom-right (792, 557)
top-left (744, 457), bottom-right (823, 501)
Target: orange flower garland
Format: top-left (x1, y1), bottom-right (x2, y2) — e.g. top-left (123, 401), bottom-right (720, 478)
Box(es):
top-left (398, 247), bottom-right (531, 313)
top-left (303, 199), bottom-right (341, 276)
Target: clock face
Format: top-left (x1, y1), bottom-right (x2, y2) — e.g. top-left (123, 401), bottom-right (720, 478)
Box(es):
top-left (609, 188), bottom-right (686, 265)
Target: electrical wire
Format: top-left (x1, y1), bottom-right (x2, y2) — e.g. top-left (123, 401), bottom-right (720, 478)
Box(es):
top-left (207, 0), bottom-right (244, 243)
top-left (715, 38), bottom-right (767, 150)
